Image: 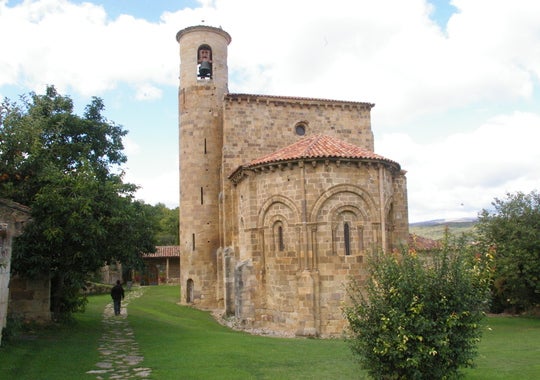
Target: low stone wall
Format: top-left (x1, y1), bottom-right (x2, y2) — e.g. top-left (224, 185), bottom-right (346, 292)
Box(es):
top-left (8, 275), bottom-right (51, 324)
top-left (98, 263), bottom-right (123, 285)
top-left (83, 281), bottom-right (112, 295)
top-left (0, 199), bottom-right (31, 346)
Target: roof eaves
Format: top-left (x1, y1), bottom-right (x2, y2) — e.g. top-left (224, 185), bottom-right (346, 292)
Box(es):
top-left (225, 93), bottom-right (375, 109)
top-left (229, 156), bottom-right (402, 184)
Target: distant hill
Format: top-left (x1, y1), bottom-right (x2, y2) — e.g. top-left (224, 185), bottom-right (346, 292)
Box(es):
top-left (409, 218), bottom-right (477, 240)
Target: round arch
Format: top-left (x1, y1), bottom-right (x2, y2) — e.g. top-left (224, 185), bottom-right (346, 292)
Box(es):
top-left (309, 184), bottom-right (378, 223)
top-left (257, 194), bottom-right (301, 228)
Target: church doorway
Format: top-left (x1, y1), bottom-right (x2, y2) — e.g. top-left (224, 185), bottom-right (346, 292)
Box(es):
top-left (186, 279), bottom-right (194, 303)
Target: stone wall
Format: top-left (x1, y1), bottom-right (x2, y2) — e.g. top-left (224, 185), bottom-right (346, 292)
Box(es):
top-left (8, 275), bottom-right (51, 323)
top-left (222, 94), bottom-right (374, 179)
top-left (221, 94), bottom-right (375, 251)
top-left (177, 26), bottom-right (231, 308)
top-left (0, 199), bottom-right (31, 345)
top-left (176, 25), bottom-right (409, 338)
top-left (229, 159), bottom-right (408, 337)
top-left (99, 263), bottom-right (123, 285)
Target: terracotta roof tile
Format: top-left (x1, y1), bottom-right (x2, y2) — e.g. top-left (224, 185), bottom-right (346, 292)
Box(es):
top-left (408, 234), bottom-right (441, 251)
top-left (143, 245), bottom-right (180, 258)
top-left (247, 134), bottom-right (398, 167)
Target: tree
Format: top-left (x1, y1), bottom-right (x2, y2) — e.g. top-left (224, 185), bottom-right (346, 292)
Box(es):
top-left (476, 190), bottom-right (540, 313)
top-left (344, 235), bottom-right (492, 379)
top-left (0, 86), bottom-right (157, 319)
top-left (149, 203), bottom-right (179, 245)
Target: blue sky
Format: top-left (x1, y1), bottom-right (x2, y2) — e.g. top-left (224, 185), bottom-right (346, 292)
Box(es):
top-left (1, 0), bottom-right (539, 222)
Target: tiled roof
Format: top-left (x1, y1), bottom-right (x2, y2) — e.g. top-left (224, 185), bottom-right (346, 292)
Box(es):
top-left (408, 234), bottom-right (441, 251)
top-left (246, 134), bottom-right (398, 167)
top-left (143, 246), bottom-right (180, 258)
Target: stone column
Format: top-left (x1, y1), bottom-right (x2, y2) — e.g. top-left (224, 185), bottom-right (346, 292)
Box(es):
top-left (295, 270), bottom-right (320, 337)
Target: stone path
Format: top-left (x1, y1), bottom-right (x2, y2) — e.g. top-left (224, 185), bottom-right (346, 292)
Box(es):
top-left (86, 287), bottom-right (152, 379)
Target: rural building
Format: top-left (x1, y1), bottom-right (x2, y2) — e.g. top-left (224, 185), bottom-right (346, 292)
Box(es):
top-left (99, 246), bottom-right (180, 286)
top-left (137, 246), bottom-right (180, 285)
top-left (176, 25), bottom-right (408, 337)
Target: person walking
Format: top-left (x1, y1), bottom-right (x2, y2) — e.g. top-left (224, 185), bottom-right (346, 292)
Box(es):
top-left (111, 280), bottom-right (125, 316)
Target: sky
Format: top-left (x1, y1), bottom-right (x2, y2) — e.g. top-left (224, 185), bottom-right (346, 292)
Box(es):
top-left (0, 0), bottom-right (539, 223)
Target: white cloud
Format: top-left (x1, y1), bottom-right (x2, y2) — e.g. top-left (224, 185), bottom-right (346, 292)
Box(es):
top-left (135, 84), bottom-right (162, 101)
top-left (378, 111), bottom-right (540, 222)
top-left (0, 0), bottom-right (178, 95)
top-left (122, 136), bottom-right (141, 156)
top-left (127, 168), bottom-right (179, 208)
top-left (201, 0), bottom-right (540, 124)
top-left (3, 0), bottom-right (538, 121)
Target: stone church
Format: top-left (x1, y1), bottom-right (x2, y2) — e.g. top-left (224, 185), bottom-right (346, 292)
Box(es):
top-left (176, 25), bottom-right (408, 337)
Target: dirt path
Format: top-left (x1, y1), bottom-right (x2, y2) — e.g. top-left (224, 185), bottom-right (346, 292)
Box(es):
top-left (86, 287), bottom-right (152, 379)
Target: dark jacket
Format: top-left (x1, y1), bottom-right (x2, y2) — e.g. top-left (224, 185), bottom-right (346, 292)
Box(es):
top-left (111, 283), bottom-right (125, 301)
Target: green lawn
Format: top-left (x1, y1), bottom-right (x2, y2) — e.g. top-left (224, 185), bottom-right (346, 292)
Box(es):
top-left (463, 316), bottom-right (540, 379)
top-left (0, 293), bottom-right (108, 379)
top-left (127, 286), bottom-right (358, 379)
top-left (1, 285), bottom-right (539, 379)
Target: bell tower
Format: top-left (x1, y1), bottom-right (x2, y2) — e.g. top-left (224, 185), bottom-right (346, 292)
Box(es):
top-left (176, 25), bottom-right (231, 307)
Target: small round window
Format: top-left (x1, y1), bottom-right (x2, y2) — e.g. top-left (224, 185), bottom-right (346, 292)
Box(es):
top-left (295, 122), bottom-right (306, 136)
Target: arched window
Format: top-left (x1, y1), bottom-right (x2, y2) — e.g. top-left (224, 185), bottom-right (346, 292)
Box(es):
top-left (272, 221), bottom-right (286, 253)
top-left (278, 225), bottom-right (285, 251)
top-left (197, 44), bottom-right (212, 79)
top-left (344, 222), bottom-right (351, 256)
top-left (295, 121), bottom-right (307, 136)
top-left (358, 225), bottom-right (364, 251)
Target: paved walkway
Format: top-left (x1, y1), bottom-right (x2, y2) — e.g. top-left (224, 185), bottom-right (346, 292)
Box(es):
top-left (86, 287), bottom-right (152, 379)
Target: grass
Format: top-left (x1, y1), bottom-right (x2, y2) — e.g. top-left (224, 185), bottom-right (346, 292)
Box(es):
top-left (1, 286), bottom-right (539, 379)
top-left (127, 286), bottom-right (358, 379)
top-left (0, 293), bottom-right (108, 379)
top-left (463, 316), bottom-right (540, 379)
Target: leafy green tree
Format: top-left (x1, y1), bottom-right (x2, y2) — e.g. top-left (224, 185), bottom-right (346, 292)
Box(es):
top-left (344, 235), bottom-right (492, 379)
top-left (151, 203), bottom-right (179, 245)
top-left (476, 190), bottom-right (540, 313)
top-left (0, 86), bottom-right (157, 319)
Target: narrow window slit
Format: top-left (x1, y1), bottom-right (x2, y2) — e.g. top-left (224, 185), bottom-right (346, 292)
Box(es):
top-left (344, 222), bottom-right (351, 256)
top-left (278, 225), bottom-right (285, 251)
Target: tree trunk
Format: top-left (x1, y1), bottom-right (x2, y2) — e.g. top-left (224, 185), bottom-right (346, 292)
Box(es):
top-left (50, 272), bottom-right (64, 321)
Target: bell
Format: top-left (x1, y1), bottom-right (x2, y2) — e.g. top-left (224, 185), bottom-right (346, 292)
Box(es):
top-left (198, 61), bottom-right (212, 78)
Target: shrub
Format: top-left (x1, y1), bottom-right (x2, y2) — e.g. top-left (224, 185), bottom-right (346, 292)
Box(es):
top-left (344, 235), bottom-right (492, 379)
top-left (476, 190), bottom-right (540, 313)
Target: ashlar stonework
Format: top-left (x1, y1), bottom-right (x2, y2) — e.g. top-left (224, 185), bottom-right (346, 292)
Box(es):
top-left (176, 25), bottom-right (408, 337)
